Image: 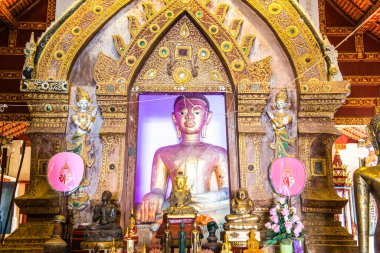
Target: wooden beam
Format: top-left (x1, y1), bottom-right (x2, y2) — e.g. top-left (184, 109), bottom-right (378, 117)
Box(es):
top-left (357, 0), bottom-right (380, 33)
top-left (0, 1), bottom-right (17, 28)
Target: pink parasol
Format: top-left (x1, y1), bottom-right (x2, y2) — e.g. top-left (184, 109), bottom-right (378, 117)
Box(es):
top-left (269, 157), bottom-right (306, 197)
top-left (47, 152), bottom-right (84, 193)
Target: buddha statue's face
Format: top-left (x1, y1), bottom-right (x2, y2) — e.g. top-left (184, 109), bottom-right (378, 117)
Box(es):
top-left (237, 189), bottom-right (247, 200)
top-left (175, 177), bottom-right (186, 189)
top-left (172, 98), bottom-right (210, 136)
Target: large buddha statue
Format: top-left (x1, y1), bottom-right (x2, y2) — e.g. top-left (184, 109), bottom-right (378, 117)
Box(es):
top-left (354, 113), bottom-right (380, 253)
top-left (137, 94), bottom-right (229, 223)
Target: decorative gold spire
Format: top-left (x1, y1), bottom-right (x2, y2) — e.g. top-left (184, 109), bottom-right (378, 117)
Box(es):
top-left (112, 35), bottom-right (127, 56)
top-left (215, 4), bottom-right (230, 22)
top-left (128, 16), bottom-right (140, 38)
top-left (241, 34), bottom-right (256, 57)
top-left (229, 19), bottom-right (243, 39)
top-left (142, 2), bottom-right (156, 20)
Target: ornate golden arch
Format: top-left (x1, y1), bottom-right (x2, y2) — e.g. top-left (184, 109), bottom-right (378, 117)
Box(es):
top-left (93, 0), bottom-right (270, 97)
top-left (34, 0), bottom-right (328, 85)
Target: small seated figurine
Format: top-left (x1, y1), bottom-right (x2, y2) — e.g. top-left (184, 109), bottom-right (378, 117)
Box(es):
top-left (164, 171), bottom-right (197, 215)
top-left (243, 230), bottom-right (263, 253)
top-left (221, 234), bottom-right (232, 253)
top-left (224, 188), bottom-right (260, 230)
top-left (84, 191), bottom-right (123, 242)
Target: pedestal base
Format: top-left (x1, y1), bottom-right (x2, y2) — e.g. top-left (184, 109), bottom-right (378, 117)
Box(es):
top-left (80, 241), bottom-right (123, 253)
top-left (224, 230), bottom-right (261, 248)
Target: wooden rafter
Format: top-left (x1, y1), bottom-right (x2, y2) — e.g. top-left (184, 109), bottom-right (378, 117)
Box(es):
top-left (0, 1), bottom-right (17, 28)
top-left (357, 0), bottom-right (380, 33)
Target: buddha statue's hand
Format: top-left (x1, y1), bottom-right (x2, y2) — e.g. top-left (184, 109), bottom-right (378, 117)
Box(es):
top-left (137, 192), bottom-right (164, 223)
top-left (191, 191), bottom-right (227, 203)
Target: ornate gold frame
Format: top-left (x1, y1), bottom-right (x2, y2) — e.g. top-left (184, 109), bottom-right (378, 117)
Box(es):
top-left (311, 158), bottom-right (326, 176)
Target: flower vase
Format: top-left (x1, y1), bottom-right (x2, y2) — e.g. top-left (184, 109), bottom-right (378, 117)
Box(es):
top-left (279, 242), bottom-right (293, 253)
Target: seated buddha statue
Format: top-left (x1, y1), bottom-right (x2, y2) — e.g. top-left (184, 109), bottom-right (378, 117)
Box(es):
top-left (137, 94), bottom-right (229, 223)
top-left (84, 191), bottom-right (122, 242)
top-left (354, 112), bottom-right (380, 253)
top-left (243, 230), bottom-right (263, 253)
top-left (224, 188), bottom-right (260, 230)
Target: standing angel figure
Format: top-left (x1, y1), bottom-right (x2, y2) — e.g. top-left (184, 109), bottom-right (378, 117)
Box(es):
top-left (266, 89), bottom-right (295, 159)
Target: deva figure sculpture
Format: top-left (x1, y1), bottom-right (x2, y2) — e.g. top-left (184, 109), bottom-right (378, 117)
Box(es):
top-left (267, 89), bottom-right (294, 158)
top-left (354, 113), bottom-right (380, 253)
top-left (137, 94), bottom-right (229, 223)
top-left (67, 87), bottom-right (97, 183)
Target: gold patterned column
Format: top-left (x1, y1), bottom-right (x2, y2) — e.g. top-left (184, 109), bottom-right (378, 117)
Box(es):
top-left (1, 80), bottom-right (69, 252)
top-left (298, 79), bottom-right (358, 253)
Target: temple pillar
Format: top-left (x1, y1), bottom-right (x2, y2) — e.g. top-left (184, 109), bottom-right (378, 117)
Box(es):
top-left (0, 80), bottom-right (69, 252)
top-left (298, 79), bottom-right (358, 253)
top-left (237, 91), bottom-right (271, 228)
top-left (96, 91), bottom-right (128, 229)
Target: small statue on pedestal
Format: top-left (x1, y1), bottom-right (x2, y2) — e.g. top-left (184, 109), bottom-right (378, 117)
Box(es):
top-left (221, 234), bottom-right (232, 253)
top-left (201, 221), bottom-right (222, 253)
top-left (163, 222), bottom-right (172, 253)
top-left (224, 188), bottom-right (260, 230)
top-left (243, 230), bottom-right (263, 253)
top-left (124, 208), bottom-right (138, 252)
top-left (191, 222), bottom-right (200, 253)
top-left (84, 191), bottom-right (123, 242)
top-left (178, 222), bottom-right (187, 253)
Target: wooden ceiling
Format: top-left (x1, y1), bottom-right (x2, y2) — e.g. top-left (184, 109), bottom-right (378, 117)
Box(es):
top-left (321, 0), bottom-right (380, 126)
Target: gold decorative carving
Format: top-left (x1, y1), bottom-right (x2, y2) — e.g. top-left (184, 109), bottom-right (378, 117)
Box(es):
top-left (214, 3), bottom-right (229, 22)
top-left (229, 19), bottom-right (243, 39)
top-left (128, 15), bottom-right (140, 38)
top-left (142, 2), bottom-right (156, 20)
top-left (112, 35), bottom-right (127, 56)
top-left (173, 67), bottom-right (191, 84)
top-left (94, 52), bottom-right (118, 83)
top-left (240, 35), bottom-right (255, 57)
top-left (285, 25), bottom-right (299, 38)
top-left (333, 117), bottom-right (371, 125)
top-left (142, 69), bottom-right (158, 80)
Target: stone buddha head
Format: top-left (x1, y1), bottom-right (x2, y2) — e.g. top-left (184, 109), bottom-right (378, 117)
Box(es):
top-left (172, 94), bottom-right (212, 139)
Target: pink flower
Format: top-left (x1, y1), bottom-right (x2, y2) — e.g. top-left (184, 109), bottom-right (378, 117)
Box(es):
top-left (291, 215), bottom-right (300, 222)
top-left (281, 209), bottom-right (290, 216)
top-left (273, 224), bottom-right (280, 233)
top-left (269, 208), bottom-right (277, 216)
top-left (270, 215), bottom-right (279, 224)
top-left (290, 206), bottom-right (297, 213)
top-left (295, 222), bottom-right (304, 230)
top-left (265, 222), bottom-right (272, 229)
top-left (284, 222), bottom-right (293, 230)
top-left (278, 198), bottom-right (286, 204)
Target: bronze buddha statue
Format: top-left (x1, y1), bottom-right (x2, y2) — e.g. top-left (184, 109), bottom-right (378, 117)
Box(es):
top-left (354, 112), bottom-right (380, 253)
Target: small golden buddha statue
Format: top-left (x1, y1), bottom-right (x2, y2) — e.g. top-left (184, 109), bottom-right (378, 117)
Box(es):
top-left (124, 208), bottom-right (138, 241)
top-left (354, 112), bottom-right (380, 253)
top-left (224, 188), bottom-right (260, 230)
top-left (164, 171), bottom-right (197, 215)
top-left (221, 234), bottom-right (232, 253)
top-left (243, 230), bottom-right (263, 253)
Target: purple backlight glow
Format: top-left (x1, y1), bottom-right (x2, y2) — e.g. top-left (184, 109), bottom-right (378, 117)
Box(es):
top-left (135, 94), bottom-right (228, 203)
